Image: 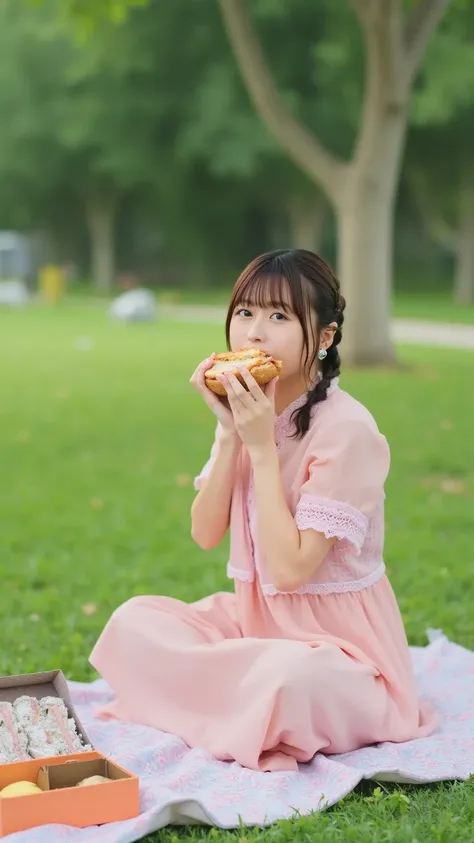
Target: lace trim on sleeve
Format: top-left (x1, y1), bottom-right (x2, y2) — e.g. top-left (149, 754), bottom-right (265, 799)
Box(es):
top-left (227, 563), bottom-right (255, 583)
top-left (294, 494), bottom-right (368, 554)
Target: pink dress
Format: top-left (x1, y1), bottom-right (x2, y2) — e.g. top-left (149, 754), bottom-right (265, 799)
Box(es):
top-left (89, 380), bottom-right (436, 772)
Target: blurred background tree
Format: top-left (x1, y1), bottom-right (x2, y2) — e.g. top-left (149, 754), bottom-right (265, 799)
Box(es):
top-left (3, 0), bottom-right (473, 359)
top-left (407, 4), bottom-right (474, 304)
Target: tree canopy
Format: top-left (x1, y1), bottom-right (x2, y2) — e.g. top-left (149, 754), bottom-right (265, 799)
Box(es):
top-left (6, 0), bottom-right (473, 350)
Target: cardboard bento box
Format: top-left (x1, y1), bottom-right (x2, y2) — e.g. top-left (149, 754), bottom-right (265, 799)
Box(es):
top-left (0, 670), bottom-right (140, 836)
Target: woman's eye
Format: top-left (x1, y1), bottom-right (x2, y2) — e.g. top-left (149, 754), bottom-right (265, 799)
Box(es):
top-left (271, 312), bottom-right (287, 321)
top-left (236, 308), bottom-right (252, 317)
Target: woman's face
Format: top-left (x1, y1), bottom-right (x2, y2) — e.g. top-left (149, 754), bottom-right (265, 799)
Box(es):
top-left (228, 288), bottom-right (315, 385)
top-left (229, 285), bottom-right (337, 389)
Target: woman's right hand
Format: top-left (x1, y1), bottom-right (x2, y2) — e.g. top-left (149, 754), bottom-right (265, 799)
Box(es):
top-left (190, 354), bottom-right (237, 435)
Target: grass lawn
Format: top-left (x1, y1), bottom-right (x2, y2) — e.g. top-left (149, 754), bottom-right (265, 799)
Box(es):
top-left (1, 303), bottom-right (474, 842)
top-left (393, 292), bottom-right (474, 324)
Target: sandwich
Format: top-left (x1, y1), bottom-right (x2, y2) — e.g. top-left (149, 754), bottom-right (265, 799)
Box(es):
top-left (205, 347), bottom-right (282, 396)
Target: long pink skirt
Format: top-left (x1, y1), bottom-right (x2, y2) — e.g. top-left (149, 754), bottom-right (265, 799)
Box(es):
top-left (89, 577), bottom-right (436, 772)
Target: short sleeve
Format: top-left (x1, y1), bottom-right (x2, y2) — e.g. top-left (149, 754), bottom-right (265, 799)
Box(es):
top-left (193, 422), bottom-right (223, 491)
top-left (294, 419), bottom-right (390, 554)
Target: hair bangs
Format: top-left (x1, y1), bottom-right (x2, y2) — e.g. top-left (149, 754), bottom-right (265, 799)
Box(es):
top-left (225, 253), bottom-right (315, 342)
top-left (234, 272), bottom-right (294, 313)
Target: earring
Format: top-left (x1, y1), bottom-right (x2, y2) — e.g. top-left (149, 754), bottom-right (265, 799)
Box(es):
top-left (317, 348), bottom-right (327, 361)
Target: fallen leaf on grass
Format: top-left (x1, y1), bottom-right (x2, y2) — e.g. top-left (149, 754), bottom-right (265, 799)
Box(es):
top-left (416, 365), bottom-right (437, 380)
top-left (440, 478), bottom-right (467, 494)
top-left (90, 498), bottom-right (105, 509)
top-left (81, 604), bottom-right (97, 616)
top-left (16, 430), bottom-right (30, 443)
top-left (175, 474), bottom-right (192, 488)
top-left (421, 475), bottom-right (467, 495)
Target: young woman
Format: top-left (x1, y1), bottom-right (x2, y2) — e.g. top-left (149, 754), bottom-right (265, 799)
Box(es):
top-left (90, 249), bottom-right (435, 772)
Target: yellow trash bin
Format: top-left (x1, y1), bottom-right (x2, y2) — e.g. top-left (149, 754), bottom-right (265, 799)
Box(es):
top-left (39, 265), bottom-right (65, 303)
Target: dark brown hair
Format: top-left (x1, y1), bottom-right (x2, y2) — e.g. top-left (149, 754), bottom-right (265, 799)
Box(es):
top-left (225, 248), bottom-right (345, 438)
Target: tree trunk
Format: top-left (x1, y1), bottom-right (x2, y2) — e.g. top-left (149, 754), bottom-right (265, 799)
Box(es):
top-left (454, 174), bottom-right (474, 304)
top-left (337, 91), bottom-right (409, 364)
top-left (338, 176), bottom-right (396, 365)
top-left (288, 194), bottom-right (327, 252)
top-left (218, 0), bottom-right (451, 364)
top-left (85, 194), bottom-right (117, 293)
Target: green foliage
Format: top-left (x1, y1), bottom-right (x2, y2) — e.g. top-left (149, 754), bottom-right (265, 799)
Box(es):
top-left (1, 0), bottom-right (214, 257)
top-left (10, 0), bottom-right (474, 283)
top-left (0, 2), bottom-right (67, 227)
top-left (407, 6), bottom-right (474, 235)
top-left (28, 0), bottom-right (149, 31)
top-left (411, 5), bottom-right (474, 125)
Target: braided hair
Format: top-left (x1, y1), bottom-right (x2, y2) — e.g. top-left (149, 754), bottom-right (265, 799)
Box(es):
top-left (293, 290), bottom-right (345, 438)
top-left (225, 248), bottom-right (345, 439)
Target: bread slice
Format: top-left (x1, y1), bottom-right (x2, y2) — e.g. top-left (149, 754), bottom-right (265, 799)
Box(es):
top-left (205, 348), bottom-right (282, 396)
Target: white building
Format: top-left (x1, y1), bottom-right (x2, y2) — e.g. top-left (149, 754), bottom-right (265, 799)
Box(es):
top-left (0, 231), bottom-right (33, 279)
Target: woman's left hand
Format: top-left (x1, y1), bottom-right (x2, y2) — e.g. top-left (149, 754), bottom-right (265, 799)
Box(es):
top-left (216, 368), bottom-right (278, 456)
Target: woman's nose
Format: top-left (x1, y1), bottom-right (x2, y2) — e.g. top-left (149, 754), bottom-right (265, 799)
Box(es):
top-left (247, 316), bottom-right (265, 343)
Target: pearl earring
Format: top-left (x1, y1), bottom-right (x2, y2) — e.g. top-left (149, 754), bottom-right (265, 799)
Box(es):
top-left (317, 348), bottom-right (327, 361)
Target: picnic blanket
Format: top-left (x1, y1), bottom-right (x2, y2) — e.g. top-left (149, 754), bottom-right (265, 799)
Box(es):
top-left (6, 632), bottom-right (474, 842)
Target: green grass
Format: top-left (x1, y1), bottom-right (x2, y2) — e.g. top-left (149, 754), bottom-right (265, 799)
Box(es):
top-left (393, 292), bottom-right (474, 324)
top-left (1, 304), bottom-right (474, 842)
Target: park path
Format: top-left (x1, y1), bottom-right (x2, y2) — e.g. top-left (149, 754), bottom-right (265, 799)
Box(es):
top-left (160, 304), bottom-right (474, 350)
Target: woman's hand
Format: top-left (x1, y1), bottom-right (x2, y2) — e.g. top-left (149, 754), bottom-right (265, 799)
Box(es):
top-left (190, 354), bottom-right (237, 436)
top-left (217, 367), bottom-right (278, 457)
